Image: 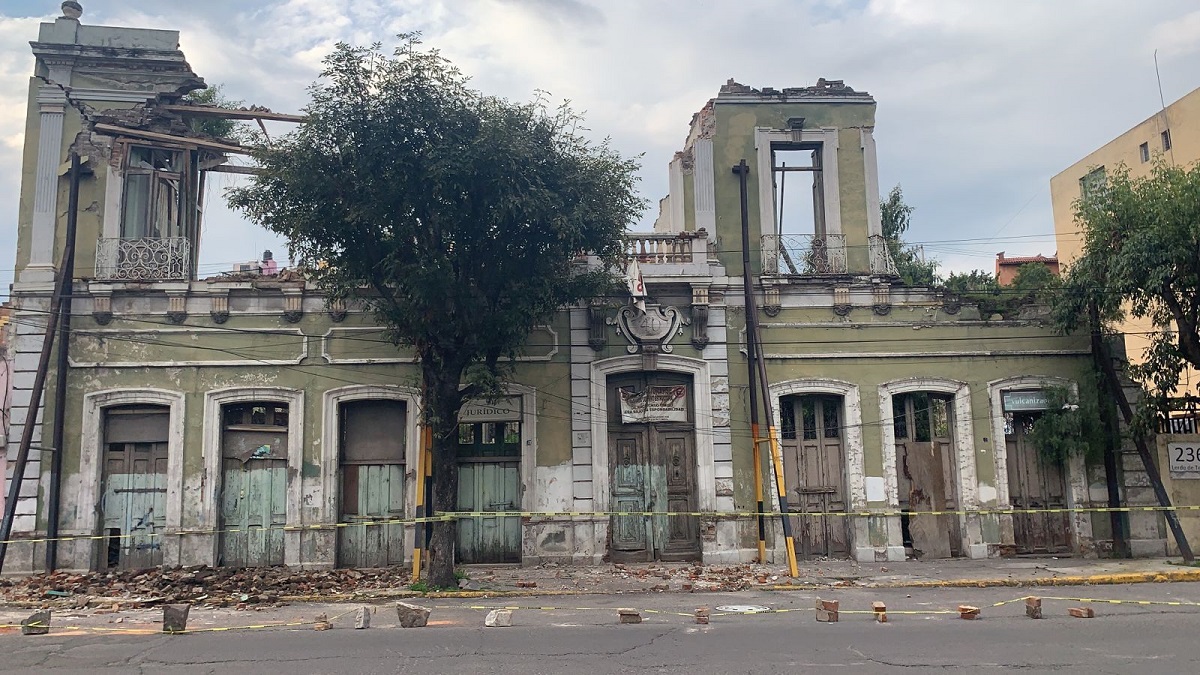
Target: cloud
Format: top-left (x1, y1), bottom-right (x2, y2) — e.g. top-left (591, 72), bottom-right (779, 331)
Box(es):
top-left (2, 0), bottom-right (1200, 291)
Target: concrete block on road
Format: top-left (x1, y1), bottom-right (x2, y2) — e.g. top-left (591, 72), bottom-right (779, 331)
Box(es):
top-left (22, 610), bottom-right (50, 636)
top-left (314, 613), bottom-right (333, 631)
top-left (618, 608), bottom-right (642, 624)
top-left (162, 604), bottom-right (190, 633)
top-left (355, 606), bottom-right (371, 629)
top-left (397, 602), bottom-right (431, 628)
top-left (958, 605), bottom-right (980, 620)
top-left (485, 609), bottom-right (513, 627)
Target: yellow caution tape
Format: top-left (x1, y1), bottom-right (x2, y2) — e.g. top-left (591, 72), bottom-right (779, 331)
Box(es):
top-left (5, 505), bottom-right (1200, 546)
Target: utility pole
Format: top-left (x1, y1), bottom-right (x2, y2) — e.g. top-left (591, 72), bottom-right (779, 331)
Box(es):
top-left (734, 159), bottom-right (800, 576)
top-left (0, 151), bottom-right (81, 572)
top-left (46, 152), bottom-right (81, 571)
top-left (734, 160), bottom-right (767, 564)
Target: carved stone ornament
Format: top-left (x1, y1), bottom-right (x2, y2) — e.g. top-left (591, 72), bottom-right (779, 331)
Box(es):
top-left (691, 304), bottom-right (710, 351)
top-left (283, 310), bottom-right (303, 324)
top-left (93, 310), bottom-right (113, 325)
top-left (609, 304), bottom-right (688, 354)
top-left (328, 298), bottom-right (348, 323)
top-left (942, 299), bottom-right (962, 315)
top-left (210, 310), bottom-right (230, 324)
top-left (872, 304), bottom-right (892, 316)
top-left (167, 310), bottom-right (188, 325)
top-left (832, 304), bottom-right (852, 317)
top-left (91, 292), bottom-right (113, 325)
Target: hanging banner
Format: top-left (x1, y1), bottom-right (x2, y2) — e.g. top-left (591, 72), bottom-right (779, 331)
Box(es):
top-left (620, 385), bottom-right (688, 423)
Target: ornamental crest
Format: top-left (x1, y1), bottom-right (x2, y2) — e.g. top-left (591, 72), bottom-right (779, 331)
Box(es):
top-left (609, 304), bottom-right (688, 354)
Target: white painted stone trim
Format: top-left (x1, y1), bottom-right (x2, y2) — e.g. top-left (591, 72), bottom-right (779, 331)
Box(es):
top-left (319, 385), bottom-right (422, 525)
top-left (68, 328), bottom-right (309, 368)
top-left (27, 105), bottom-right (65, 276)
top-left (319, 326), bottom-right (559, 364)
top-left (986, 376), bottom-right (1091, 552)
top-left (878, 378), bottom-right (979, 558)
top-left (692, 138), bottom-right (716, 233)
top-left (589, 355), bottom-right (716, 555)
top-left (102, 162), bottom-right (122, 240)
top-left (767, 378), bottom-right (866, 509)
top-left (861, 128), bottom-right (884, 238)
top-left (202, 387), bottom-right (304, 565)
top-left (669, 155), bottom-right (686, 233)
top-left (78, 389), bottom-right (186, 552)
top-left (754, 127), bottom-right (843, 241)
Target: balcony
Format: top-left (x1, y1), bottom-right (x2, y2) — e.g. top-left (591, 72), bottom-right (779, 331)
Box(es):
top-left (868, 234), bottom-right (898, 276)
top-left (622, 231), bottom-right (713, 277)
top-left (762, 234), bottom-right (847, 275)
top-left (95, 237), bottom-right (191, 281)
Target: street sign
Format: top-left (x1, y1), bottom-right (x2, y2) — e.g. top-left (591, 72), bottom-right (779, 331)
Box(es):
top-left (1002, 390), bottom-right (1050, 412)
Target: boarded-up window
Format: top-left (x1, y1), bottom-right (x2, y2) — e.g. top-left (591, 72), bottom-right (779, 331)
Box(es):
top-left (105, 405), bottom-right (169, 444)
top-left (340, 400), bottom-right (406, 464)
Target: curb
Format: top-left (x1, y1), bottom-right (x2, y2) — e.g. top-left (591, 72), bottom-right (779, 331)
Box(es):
top-left (769, 569), bottom-right (1200, 591)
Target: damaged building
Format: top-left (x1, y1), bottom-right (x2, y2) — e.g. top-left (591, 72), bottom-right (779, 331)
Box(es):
top-left (3, 5), bottom-right (1164, 575)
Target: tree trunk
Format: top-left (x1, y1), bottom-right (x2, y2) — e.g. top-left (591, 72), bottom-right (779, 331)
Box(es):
top-left (422, 369), bottom-right (467, 589)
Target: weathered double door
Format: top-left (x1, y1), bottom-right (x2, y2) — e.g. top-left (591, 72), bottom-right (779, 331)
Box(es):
top-left (101, 405), bottom-right (169, 569)
top-left (608, 373), bottom-right (700, 562)
top-left (781, 395), bottom-right (850, 559)
top-left (219, 402), bottom-right (288, 567)
top-left (893, 393), bottom-right (962, 559)
top-left (1006, 412), bottom-right (1071, 554)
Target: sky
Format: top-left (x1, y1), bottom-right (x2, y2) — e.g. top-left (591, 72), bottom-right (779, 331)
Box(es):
top-left (2, 0), bottom-right (1199, 294)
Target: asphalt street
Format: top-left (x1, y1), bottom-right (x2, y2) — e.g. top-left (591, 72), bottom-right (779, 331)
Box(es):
top-left (4, 584), bottom-right (1200, 674)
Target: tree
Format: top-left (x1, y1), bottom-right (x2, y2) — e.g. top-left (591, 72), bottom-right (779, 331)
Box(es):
top-left (228, 37), bottom-right (643, 586)
top-left (1057, 160), bottom-right (1200, 424)
top-left (181, 85), bottom-right (248, 141)
top-left (880, 185), bottom-right (938, 285)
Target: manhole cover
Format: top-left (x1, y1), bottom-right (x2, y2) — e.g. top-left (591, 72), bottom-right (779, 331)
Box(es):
top-left (715, 604), bottom-right (770, 613)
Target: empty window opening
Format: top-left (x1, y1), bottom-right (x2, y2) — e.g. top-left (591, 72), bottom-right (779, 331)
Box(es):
top-left (1079, 166), bottom-right (1107, 202)
top-left (772, 145), bottom-right (828, 274)
top-left (1162, 129), bottom-right (1172, 151)
top-left (773, 146), bottom-right (825, 237)
top-left (1139, 142), bottom-right (1150, 163)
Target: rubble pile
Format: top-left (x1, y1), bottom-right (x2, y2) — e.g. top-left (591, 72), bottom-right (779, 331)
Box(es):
top-left (0, 566), bottom-right (413, 608)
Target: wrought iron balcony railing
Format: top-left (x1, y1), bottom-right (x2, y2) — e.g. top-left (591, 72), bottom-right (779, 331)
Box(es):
top-left (95, 237), bottom-right (191, 281)
top-left (761, 234), bottom-right (847, 275)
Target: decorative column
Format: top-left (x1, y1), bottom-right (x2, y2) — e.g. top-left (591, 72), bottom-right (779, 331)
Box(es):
top-left (25, 97), bottom-right (66, 282)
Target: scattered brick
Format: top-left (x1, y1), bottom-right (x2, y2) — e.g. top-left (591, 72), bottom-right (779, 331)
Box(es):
top-left (313, 613), bottom-right (332, 631)
top-left (1025, 596), bottom-right (1042, 619)
top-left (816, 598), bottom-right (839, 623)
top-left (958, 605), bottom-right (980, 620)
top-left (1068, 607), bottom-right (1095, 619)
top-left (695, 606), bottom-right (710, 625)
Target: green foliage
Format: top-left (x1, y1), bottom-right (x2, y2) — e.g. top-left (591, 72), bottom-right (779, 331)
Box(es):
top-left (182, 85), bottom-right (248, 141)
top-left (1026, 384), bottom-right (1106, 465)
top-left (939, 264), bottom-right (1059, 318)
top-left (227, 35), bottom-right (642, 587)
top-left (880, 185), bottom-right (938, 285)
top-left (1056, 160), bottom-right (1200, 422)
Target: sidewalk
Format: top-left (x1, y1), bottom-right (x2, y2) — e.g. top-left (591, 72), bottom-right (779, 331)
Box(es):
top-left (2, 556), bottom-right (1197, 611)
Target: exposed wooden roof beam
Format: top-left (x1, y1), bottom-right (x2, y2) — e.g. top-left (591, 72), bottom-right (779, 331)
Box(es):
top-left (159, 105), bottom-right (305, 123)
top-left (207, 164), bottom-right (261, 176)
top-left (93, 123), bottom-right (248, 154)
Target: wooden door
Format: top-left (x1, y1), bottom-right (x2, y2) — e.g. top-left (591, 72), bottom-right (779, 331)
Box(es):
top-left (101, 407), bottom-right (169, 570)
top-left (610, 429), bottom-right (651, 561)
top-left (1007, 413), bottom-right (1071, 554)
top-left (219, 402), bottom-right (288, 567)
top-left (607, 373), bottom-right (700, 562)
top-left (782, 395), bottom-right (849, 559)
top-left (456, 421), bottom-right (521, 563)
top-left (656, 428), bottom-right (700, 561)
top-left (339, 400), bottom-right (406, 568)
top-left (894, 393), bottom-right (961, 559)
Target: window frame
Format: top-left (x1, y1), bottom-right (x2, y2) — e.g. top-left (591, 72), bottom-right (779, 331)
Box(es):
top-left (1162, 129), bottom-right (1172, 151)
top-left (1139, 142), bottom-right (1150, 163)
top-left (120, 145), bottom-right (187, 240)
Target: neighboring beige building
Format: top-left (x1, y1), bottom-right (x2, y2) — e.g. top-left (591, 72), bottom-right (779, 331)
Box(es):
top-left (1050, 85), bottom-right (1200, 398)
